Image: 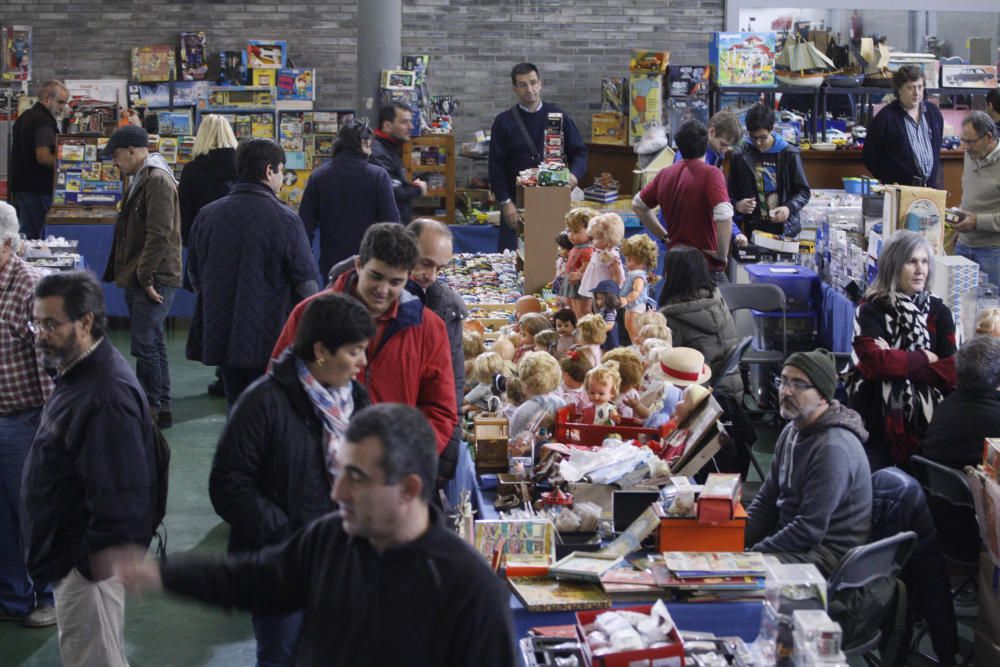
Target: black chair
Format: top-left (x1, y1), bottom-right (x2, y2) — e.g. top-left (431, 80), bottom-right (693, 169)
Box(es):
top-left (718, 283), bottom-right (787, 415)
top-left (828, 531), bottom-right (918, 665)
top-left (709, 336), bottom-right (764, 480)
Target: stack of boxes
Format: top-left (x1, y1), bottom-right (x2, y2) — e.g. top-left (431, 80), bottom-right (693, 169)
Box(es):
top-left (543, 113), bottom-right (565, 167)
top-left (666, 65), bottom-right (709, 148)
top-left (931, 254), bottom-right (980, 342)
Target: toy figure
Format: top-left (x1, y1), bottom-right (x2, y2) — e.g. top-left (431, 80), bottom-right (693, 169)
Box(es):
top-left (552, 308), bottom-right (577, 358)
top-left (581, 362), bottom-right (622, 426)
top-left (590, 279), bottom-right (623, 350)
top-left (619, 235), bottom-right (659, 342)
top-left (552, 231), bottom-right (574, 306)
top-left (562, 207), bottom-right (598, 319)
top-left (643, 347), bottom-right (712, 429)
top-left (515, 312), bottom-right (552, 363)
top-left (534, 330), bottom-right (558, 356)
top-left (575, 313), bottom-right (607, 365)
top-left (579, 213), bottom-right (626, 299)
top-left (463, 351), bottom-right (505, 415)
top-left (559, 346), bottom-right (596, 415)
top-left (509, 351), bottom-right (565, 439)
top-left (603, 348), bottom-right (651, 421)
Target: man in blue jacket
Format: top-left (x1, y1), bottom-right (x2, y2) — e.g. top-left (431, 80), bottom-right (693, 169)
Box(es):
top-left (22, 271), bottom-right (158, 666)
top-left (488, 63), bottom-right (587, 251)
top-left (186, 138), bottom-right (319, 408)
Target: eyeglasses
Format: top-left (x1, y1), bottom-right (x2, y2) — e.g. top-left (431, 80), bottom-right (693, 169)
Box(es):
top-left (960, 134), bottom-right (986, 145)
top-left (749, 133), bottom-right (772, 145)
top-left (773, 377), bottom-right (816, 393)
top-left (27, 318), bottom-right (72, 335)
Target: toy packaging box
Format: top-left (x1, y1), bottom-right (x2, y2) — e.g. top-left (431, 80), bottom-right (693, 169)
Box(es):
top-left (1, 25), bottom-right (31, 81)
top-left (667, 65), bottom-right (710, 97)
top-left (131, 45), bottom-right (176, 83)
top-left (179, 32), bottom-right (207, 81)
top-left (940, 64), bottom-right (997, 89)
top-left (667, 96), bottom-right (709, 144)
top-left (591, 112), bottom-right (626, 146)
top-left (710, 32), bottom-right (776, 87)
top-left (246, 40), bottom-right (286, 69)
top-left (881, 185), bottom-right (946, 256)
top-left (601, 77), bottom-right (626, 113)
top-left (629, 50), bottom-right (669, 73)
top-left (628, 72), bottom-right (662, 146)
top-left (218, 51), bottom-right (247, 86)
top-left (277, 68), bottom-right (316, 101)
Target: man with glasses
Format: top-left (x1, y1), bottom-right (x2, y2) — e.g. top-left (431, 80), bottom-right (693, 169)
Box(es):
top-left (728, 103), bottom-right (811, 240)
top-left (745, 349), bottom-right (872, 576)
top-left (21, 271), bottom-right (158, 666)
top-left (0, 202), bottom-right (55, 628)
top-left (952, 111), bottom-right (1000, 284)
top-left (10, 80), bottom-right (68, 239)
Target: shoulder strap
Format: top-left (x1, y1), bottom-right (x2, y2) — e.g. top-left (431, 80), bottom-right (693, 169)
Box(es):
top-left (510, 105), bottom-right (542, 164)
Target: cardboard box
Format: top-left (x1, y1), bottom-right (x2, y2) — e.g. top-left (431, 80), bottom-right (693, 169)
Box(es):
top-left (629, 72), bottom-right (663, 146)
top-left (985, 438), bottom-right (1000, 483)
top-left (655, 503), bottom-right (748, 552)
top-left (752, 231), bottom-right (800, 254)
top-left (887, 58), bottom-right (939, 89)
top-left (698, 473), bottom-right (741, 523)
top-left (940, 64), bottom-right (998, 89)
top-left (667, 96), bottom-right (709, 140)
top-left (473, 415), bottom-right (509, 474)
top-left (591, 112), bottom-right (627, 146)
top-left (667, 65), bottom-right (710, 97)
top-left (881, 185), bottom-right (946, 256)
top-left (629, 50), bottom-right (669, 73)
top-left (379, 69), bottom-right (416, 90)
top-left (710, 32), bottom-right (776, 87)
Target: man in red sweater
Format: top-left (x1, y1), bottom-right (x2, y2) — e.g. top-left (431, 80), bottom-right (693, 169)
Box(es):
top-left (272, 223), bottom-right (456, 452)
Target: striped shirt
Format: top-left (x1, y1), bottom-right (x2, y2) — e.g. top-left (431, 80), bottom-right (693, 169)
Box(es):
top-left (0, 255), bottom-right (53, 413)
top-left (904, 103), bottom-right (934, 184)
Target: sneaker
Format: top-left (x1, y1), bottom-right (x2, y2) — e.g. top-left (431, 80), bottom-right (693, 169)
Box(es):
top-left (157, 408), bottom-right (173, 429)
top-left (22, 604), bottom-right (56, 628)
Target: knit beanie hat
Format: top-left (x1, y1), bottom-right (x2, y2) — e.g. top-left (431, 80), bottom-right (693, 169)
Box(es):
top-left (783, 348), bottom-right (837, 401)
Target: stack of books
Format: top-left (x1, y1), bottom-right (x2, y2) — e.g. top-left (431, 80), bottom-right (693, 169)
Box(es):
top-left (652, 552), bottom-right (767, 602)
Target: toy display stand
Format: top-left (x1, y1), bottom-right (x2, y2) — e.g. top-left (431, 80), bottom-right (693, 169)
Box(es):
top-left (404, 133), bottom-right (456, 224)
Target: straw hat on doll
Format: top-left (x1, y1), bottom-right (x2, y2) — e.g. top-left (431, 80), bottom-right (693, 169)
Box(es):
top-left (653, 347), bottom-right (712, 386)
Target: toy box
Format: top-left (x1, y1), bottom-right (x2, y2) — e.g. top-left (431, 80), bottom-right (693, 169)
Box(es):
top-left (131, 45), bottom-right (175, 82)
top-left (710, 32), bottom-right (776, 87)
top-left (277, 68), bottom-right (315, 101)
top-left (667, 65), bottom-right (710, 97)
top-left (380, 69), bottom-right (416, 90)
top-left (881, 184), bottom-right (946, 256)
top-left (591, 112), bottom-right (626, 146)
top-left (940, 64), bottom-right (997, 89)
top-left (1, 25), bottom-right (32, 82)
top-left (629, 50), bottom-right (669, 73)
top-left (628, 72), bottom-right (662, 146)
top-left (179, 31), bottom-right (207, 81)
top-left (667, 96), bottom-right (709, 143)
top-left (654, 502), bottom-right (748, 552)
top-left (246, 40), bottom-right (286, 69)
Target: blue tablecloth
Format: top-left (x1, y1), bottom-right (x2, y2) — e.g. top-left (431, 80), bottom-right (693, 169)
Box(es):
top-left (818, 282), bottom-right (856, 353)
top-left (445, 442), bottom-right (490, 519)
top-left (48, 223), bottom-right (197, 319)
top-left (512, 596), bottom-right (763, 645)
top-left (452, 224), bottom-right (500, 254)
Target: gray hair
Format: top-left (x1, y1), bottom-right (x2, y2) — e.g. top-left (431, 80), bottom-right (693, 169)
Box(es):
top-left (38, 80), bottom-right (67, 102)
top-left (0, 201), bottom-right (21, 253)
top-left (865, 230), bottom-right (935, 302)
top-left (963, 111), bottom-right (997, 140)
top-left (957, 335), bottom-right (1000, 392)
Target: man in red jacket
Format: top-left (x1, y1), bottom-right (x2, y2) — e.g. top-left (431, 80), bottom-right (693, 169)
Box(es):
top-left (272, 223), bottom-right (456, 452)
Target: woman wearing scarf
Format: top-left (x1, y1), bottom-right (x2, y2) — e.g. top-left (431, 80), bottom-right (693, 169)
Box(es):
top-left (208, 292), bottom-right (372, 667)
top-left (849, 231), bottom-right (956, 471)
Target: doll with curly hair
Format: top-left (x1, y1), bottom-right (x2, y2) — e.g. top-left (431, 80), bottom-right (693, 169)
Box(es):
top-left (516, 312), bottom-right (553, 362)
top-left (619, 234), bottom-right (659, 342)
top-left (509, 351), bottom-right (566, 438)
top-left (576, 313), bottom-right (607, 366)
top-left (602, 347), bottom-right (649, 421)
top-left (463, 351), bottom-right (506, 414)
top-left (559, 345), bottom-right (597, 415)
top-left (563, 207), bottom-right (600, 319)
top-left (581, 361), bottom-right (622, 426)
top-left (579, 213), bottom-right (625, 299)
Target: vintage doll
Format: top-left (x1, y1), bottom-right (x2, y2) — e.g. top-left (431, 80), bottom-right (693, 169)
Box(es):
top-left (492, 336), bottom-right (519, 378)
top-left (463, 351), bottom-right (505, 414)
top-left (977, 307), bottom-right (1000, 337)
top-left (552, 308), bottom-right (577, 358)
top-left (462, 331), bottom-right (486, 390)
top-left (639, 336), bottom-right (672, 390)
top-left (575, 313), bottom-right (607, 365)
top-left (619, 235), bottom-right (659, 343)
top-left (603, 348), bottom-right (650, 421)
top-left (563, 207), bottom-right (599, 319)
top-left (553, 231), bottom-right (574, 306)
top-left (644, 347), bottom-right (712, 429)
top-left (534, 330), bottom-right (559, 355)
top-left (581, 361), bottom-right (622, 426)
top-left (579, 212), bottom-right (626, 299)
top-left (509, 351), bottom-right (566, 438)
top-left (590, 279), bottom-right (623, 351)
top-left (559, 345), bottom-right (596, 416)
top-left (503, 376), bottom-right (527, 421)
top-left (515, 312), bottom-right (553, 362)
top-left (634, 310), bottom-right (669, 333)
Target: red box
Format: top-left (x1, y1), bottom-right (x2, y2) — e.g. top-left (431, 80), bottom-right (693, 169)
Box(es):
top-left (555, 406), bottom-right (669, 447)
top-left (654, 503), bottom-right (748, 552)
top-left (576, 605), bottom-right (686, 667)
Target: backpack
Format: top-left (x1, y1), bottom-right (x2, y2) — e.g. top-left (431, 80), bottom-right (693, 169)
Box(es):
top-left (150, 423), bottom-right (171, 556)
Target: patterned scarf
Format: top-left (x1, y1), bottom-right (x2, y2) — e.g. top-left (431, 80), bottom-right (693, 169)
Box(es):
top-left (296, 358), bottom-right (354, 479)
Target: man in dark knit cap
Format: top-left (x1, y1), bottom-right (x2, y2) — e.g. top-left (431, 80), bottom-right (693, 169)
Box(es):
top-left (746, 349), bottom-right (873, 575)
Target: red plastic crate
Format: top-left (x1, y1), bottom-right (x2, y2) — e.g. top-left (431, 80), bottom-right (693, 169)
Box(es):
top-left (555, 406), bottom-right (668, 447)
top-left (576, 605), bottom-right (686, 667)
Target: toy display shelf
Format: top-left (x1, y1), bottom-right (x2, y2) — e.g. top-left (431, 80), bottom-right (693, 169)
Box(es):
top-left (404, 133), bottom-right (456, 224)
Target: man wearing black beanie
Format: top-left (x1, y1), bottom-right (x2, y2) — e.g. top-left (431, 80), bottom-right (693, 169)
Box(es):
top-left (745, 349), bottom-right (873, 576)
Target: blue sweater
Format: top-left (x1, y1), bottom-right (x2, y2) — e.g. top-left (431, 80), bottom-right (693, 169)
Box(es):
top-left (298, 151), bottom-right (400, 278)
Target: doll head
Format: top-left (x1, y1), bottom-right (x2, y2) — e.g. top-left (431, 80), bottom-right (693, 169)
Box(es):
top-left (517, 351), bottom-right (562, 397)
top-left (515, 294), bottom-right (544, 321)
top-left (585, 361), bottom-right (621, 405)
top-left (638, 323), bottom-right (671, 347)
top-left (534, 330), bottom-right (558, 355)
top-left (555, 230), bottom-right (574, 259)
top-left (519, 312), bottom-right (552, 345)
top-left (564, 207), bottom-right (599, 244)
top-left (492, 337), bottom-right (516, 362)
top-left (977, 307), bottom-right (1000, 337)
top-left (472, 351), bottom-right (504, 385)
top-left (621, 234), bottom-right (658, 272)
top-left (591, 279), bottom-right (622, 311)
top-left (463, 331), bottom-right (486, 361)
top-left (586, 213), bottom-right (625, 250)
top-left (553, 308), bottom-right (577, 337)
top-left (505, 377), bottom-right (526, 407)
top-left (641, 337), bottom-right (671, 358)
top-left (560, 345), bottom-right (596, 387)
top-left (635, 310), bottom-right (668, 332)
top-left (601, 348), bottom-right (643, 393)
top-left (576, 313), bottom-right (607, 346)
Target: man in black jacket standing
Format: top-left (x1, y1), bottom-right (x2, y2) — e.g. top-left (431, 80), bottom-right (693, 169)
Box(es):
top-left (104, 404), bottom-right (516, 667)
top-left (22, 271), bottom-right (157, 667)
top-left (10, 80), bottom-right (67, 239)
top-left (371, 102), bottom-right (427, 223)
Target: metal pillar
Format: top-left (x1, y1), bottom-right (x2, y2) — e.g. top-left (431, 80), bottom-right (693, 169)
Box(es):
top-left (356, 0), bottom-right (402, 120)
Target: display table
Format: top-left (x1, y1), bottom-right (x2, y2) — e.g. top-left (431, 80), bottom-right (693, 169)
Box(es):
top-left (512, 596), bottom-right (763, 646)
top-left (452, 224), bottom-right (500, 254)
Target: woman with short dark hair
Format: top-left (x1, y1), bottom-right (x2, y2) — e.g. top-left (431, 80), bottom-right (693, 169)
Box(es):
top-left (208, 292), bottom-right (373, 665)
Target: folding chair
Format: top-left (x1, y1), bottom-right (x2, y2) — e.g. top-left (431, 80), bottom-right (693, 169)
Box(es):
top-left (718, 283), bottom-right (787, 416)
top-left (709, 336), bottom-right (765, 480)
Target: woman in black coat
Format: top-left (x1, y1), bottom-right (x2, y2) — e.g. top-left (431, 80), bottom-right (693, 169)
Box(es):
top-left (207, 292), bottom-right (373, 666)
top-left (178, 114), bottom-right (238, 245)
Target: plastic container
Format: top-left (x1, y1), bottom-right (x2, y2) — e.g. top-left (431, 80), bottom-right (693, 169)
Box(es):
top-left (841, 177), bottom-right (878, 194)
top-left (745, 264), bottom-right (820, 312)
top-left (750, 311), bottom-right (818, 353)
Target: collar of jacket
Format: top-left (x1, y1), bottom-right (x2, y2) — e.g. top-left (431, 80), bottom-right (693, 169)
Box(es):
top-left (232, 179), bottom-right (279, 197)
top-left (374, 128), bottom-right (399, 146)
top-left (58, 336), bottom-right (109, 381)
top-left (332, 149), bottom-right (369, 162)
top-left (331, 270), bottom-right (425, 330)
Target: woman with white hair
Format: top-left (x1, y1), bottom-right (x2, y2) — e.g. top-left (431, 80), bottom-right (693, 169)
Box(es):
top-left (848, 230), bottom-right (956, 470)
top-left (178, 114), bottom-right (238, 244)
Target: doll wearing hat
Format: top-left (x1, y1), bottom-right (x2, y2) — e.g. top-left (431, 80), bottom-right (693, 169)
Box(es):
top-left (581, 361), bottom-right (622, 426)
top-left (643, 347), bottom-right (712, 429)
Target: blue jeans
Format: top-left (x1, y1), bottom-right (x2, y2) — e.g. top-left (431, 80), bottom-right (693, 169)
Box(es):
top-left (12, 191), bottom-right (52, 240)
top-left (955, 242), bottom-right (1000, 287)
top-left (251, 609), bottom-right (304, 667)
top-left (124, 284), bottom-right (177, 409)
top-left (0, 408), bottom-right (53, 616)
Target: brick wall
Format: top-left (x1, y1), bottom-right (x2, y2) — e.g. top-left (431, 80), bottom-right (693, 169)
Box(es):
top-left (20, 0), bottom-right (723, 152)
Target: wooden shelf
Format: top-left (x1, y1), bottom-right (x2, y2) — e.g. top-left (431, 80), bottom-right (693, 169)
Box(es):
top-left (404, 134), bottom-right (456, 224)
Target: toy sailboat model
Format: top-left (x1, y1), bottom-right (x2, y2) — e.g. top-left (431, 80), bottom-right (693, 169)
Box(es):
top-left (775, 35), bottom-right (837, 87)
top-left (856, 37), bottom-right (894, 87)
